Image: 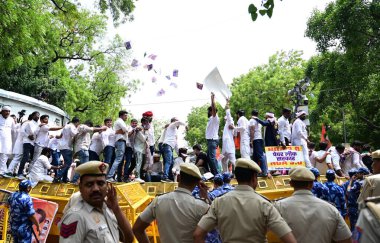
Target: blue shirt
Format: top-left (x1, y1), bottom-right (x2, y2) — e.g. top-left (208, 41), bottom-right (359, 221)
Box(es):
top-left (311, 181), bottom-right (329, 201)
top-left (324, 181), bottom-right (347, 217)
top-left (209, 187), bottom-right (226, 201)
top-left (7, 191), bottom-right (35, 234)
top-left (222, 183), bottom-right (234, 192)
top-left (347, 180), bottom-right (363, 208)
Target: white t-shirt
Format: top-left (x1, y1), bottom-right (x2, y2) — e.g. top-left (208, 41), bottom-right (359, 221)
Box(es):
top-left (163, 121), bottom-right (185, 149)
top-left (309, 150), bottom-right (318, 167)
top-left (315, 150), bottom-right (332, 175)
top-left (249, 118), bottom-right (263, 140)
top-left (30, 155), bottom-right (52, 176)
top-left (89, 132), bottom-right (103, 155)
top-left (59, 123), bottom-right (78, 151)
top-left (291, 118), bottom-right (308, 145)
top-left (147, 125), bottom-right (155, 146)
top-left (48, 137), bottom-right (60, 151)
top-left (134, 130), bottom-right (148, 154)
top-left (205, 115), bottom-right (219, 140)
top-left (278, 115), bottom-right (291, 143)
top-left (101, 127), bottom-right (116, 147)
top-left (113, 118), bottom-right (129, 143)
top-left (35, 124), bottom-right (50, 147)
top-left (236, 116), bottom-right (250, 143)
top-left (74, 125), bottom-right (93, 153)
top-left (22, 120), bottom-right (39, 145)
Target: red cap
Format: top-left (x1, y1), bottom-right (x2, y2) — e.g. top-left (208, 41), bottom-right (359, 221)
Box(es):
top-left (142, 111), bottom-right (153, 117)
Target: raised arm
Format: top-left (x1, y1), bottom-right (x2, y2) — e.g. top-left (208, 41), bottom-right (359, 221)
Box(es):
top-left (211, 93), bottom-right (216, 117)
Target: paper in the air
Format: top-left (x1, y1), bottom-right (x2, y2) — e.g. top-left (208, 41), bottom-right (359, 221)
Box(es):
top-left (203, 67), bottom-right (232, 107)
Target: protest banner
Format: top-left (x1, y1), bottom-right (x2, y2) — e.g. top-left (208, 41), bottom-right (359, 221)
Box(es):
top-left (265, 146), bottom-right (305, 170)
top-left (31, 198), bottom-right (58, 243)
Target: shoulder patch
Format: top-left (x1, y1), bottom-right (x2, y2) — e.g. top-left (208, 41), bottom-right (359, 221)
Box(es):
top-left (60, 221), bottom-right (78, 238)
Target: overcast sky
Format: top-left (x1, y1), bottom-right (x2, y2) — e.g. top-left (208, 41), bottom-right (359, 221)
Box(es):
top-left (98, 0), bottom-right (330, 123)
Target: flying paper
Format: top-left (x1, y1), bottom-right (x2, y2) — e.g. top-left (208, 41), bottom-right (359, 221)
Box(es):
top-left (165, 75), bottom-right (171, 80)
top-left (147, 64), bottom-right (153, 71)
top-left (131, 59), bottom-right (139, 67)
top-left (125, 41), bottom-right (131, 50)
top-left (157, 89), bottom-right (165, 96)
top-left (148, 54), bottom-right (157, 60)
top-left (173, 69), bottom-right (179, 77)
top-left (203, 67), bottom-right (232, 107)
top-left (170, 82), bottom-right (178, 88)
top-left (152, 77), bottom-right (157, 83)
top-left (196, 82), bottom-right (203, 90)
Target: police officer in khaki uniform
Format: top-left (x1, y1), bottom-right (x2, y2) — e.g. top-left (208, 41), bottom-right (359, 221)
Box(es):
top-left (274, 167), bottom-right (352, 243)
top-left (194, 158), bottom-right (297, 243)
top-left (358, 150), bottom-right (380, 204)
top-left (353, 196), bottom-right (380, 242)
top-left (133, 163), bottom-right (209, 243)
top-left (59, 161), bottom-right (133, 243)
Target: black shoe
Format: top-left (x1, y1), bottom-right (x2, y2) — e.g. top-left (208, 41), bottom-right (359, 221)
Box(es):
top-left (161, 178), bottom-right (173, 182)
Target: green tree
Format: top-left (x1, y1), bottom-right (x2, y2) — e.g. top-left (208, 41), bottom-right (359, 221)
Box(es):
top-left (0, 0), bottom-right (139, 125)
top-left (305, 0), bottom-right (380, 146)
top-left (229, 50), bottom-right (306, 119)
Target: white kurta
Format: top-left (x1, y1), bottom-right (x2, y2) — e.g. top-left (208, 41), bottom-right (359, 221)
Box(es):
top-left (12, 122), bottom-right (28, 155)
top-left (0, 115), bottom-right (14, 154)
top-left (222, 109), bottom-right (235, 154)
top-left (235, 116), bottom-right (250, 159)
top-left (291, 118), bottom-right (311, 167)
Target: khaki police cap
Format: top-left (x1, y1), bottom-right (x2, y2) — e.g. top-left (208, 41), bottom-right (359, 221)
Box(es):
top-left (235, 158), bottom-right (262, 173)
top-left (372, 150), bottom-right (380, 159)
top-left (75, 161), bottom-right (109, 176)
top-left (289, 166), bottom-right (315, 181)
top-left (180, 163), bottom-right (202, 179)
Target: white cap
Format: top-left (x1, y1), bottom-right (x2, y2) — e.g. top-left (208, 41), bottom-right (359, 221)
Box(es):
top-left (296, 111), bottom-right (306, 118)
top-left (1, 105), bottom-right (11, 112)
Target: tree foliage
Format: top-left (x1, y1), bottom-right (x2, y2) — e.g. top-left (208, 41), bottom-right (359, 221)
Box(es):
top-left (305, 0), bottom-right (380, 146)
top-left (0, 0), bottom-right (138, 125)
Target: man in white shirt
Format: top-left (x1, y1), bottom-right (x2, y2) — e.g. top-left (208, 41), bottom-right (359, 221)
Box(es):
top-left (29, 147), bottom-right (63, 186)
top-left (6, 116), bottom-right (31, 177)
top-left (0, 105), bottom-right (15, 176)
top-left (120, 119), bottom-right (138, 182)
top-left (205, 93), bottom-right (219, 175)
top-left (162, 117), bottom-right (186, 181)
top-left (278, 108), bottom-right (292, 147)
top-left (328, 144), bottom-right (346, 177)
top-left (107, 110), bottom-right (130, 181)
top-left (235, 109), bottom-right (250, 159)
top-left (249, 110), bottom-right (268, 176)
top-left (57, 117), bottom-right (80, 183)
top-left (17, 111), bottom-right (40, 179)
top-left (315, 142), bottom-right (334, 175)
top-left (133, 118), bottom-right (150, 183)
top-left (221, 100), bottom-right (235, 172)
top-left (89, 130), bottom-right (103, 161)
top-left (291, 111), bottom-right (312, 168)
top-left (30, 114), bottom-right (62, 165)
top-left (101, 118), bottom-right (115, 164)
top-left (172, 148), bottom-right (188, 182)
top-left (48, 136), bottom-right (61, 178)
top-left (72, 121), bottom-right (106, 183)
top-left (142, 111), bottom-right (155, 156)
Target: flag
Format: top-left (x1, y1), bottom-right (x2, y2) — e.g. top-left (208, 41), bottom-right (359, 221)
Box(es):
top-left (148, 54), bottom-right (157, 60)
top-left (131, 59), bottom-right (139, 67)
top-left (196, 82), bottom-right (203, 90)
top-left (124, 41), bottom-right (131, 50)
top-left (173, 69), bottom-right (179, 77)
top-left (320, 123), bottom-right (326, 142)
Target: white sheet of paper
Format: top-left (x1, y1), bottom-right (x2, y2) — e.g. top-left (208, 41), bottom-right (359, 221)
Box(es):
top-left (203, 67), bottom-right (232, 107)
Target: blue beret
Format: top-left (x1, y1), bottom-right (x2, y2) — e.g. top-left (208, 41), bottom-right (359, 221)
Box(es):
top-left (213, 174), bottom-right (223, 184)
top-left (357, 167), bottom-right (370, 175)
top-left (222, 172), bottom-right (232, 182)
top-left (348, 168), bottom-right (358, 177)
top-left (310, 168), bottom-right (320, 178)
top-left (19, 180), bottom-right (32, 190)
top-left (326, 169), bottom-right (336, 180)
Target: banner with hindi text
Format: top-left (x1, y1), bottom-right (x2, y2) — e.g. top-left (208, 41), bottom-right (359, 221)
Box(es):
top-left (265, 146), bottom-right (305, 171)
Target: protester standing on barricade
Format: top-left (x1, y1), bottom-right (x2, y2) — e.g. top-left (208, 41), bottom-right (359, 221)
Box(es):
top-left (205, 92), bottom-right (219, 175)
top-left (221, 99), bottom-right (236, 173)
top-left (291, 111), bottom-right (312, 168)
top-left (278, 108), bottom-right (292, 147)
top-left (235, 109), bottom-right (250, 159)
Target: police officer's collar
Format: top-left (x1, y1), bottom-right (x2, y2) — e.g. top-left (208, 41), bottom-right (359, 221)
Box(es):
top-left (175, 187), bottom-right (192, 195)
top-left (235, 185), bottom-right (254, 191)
top-left (292, 190), bottom-right (313, 196)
